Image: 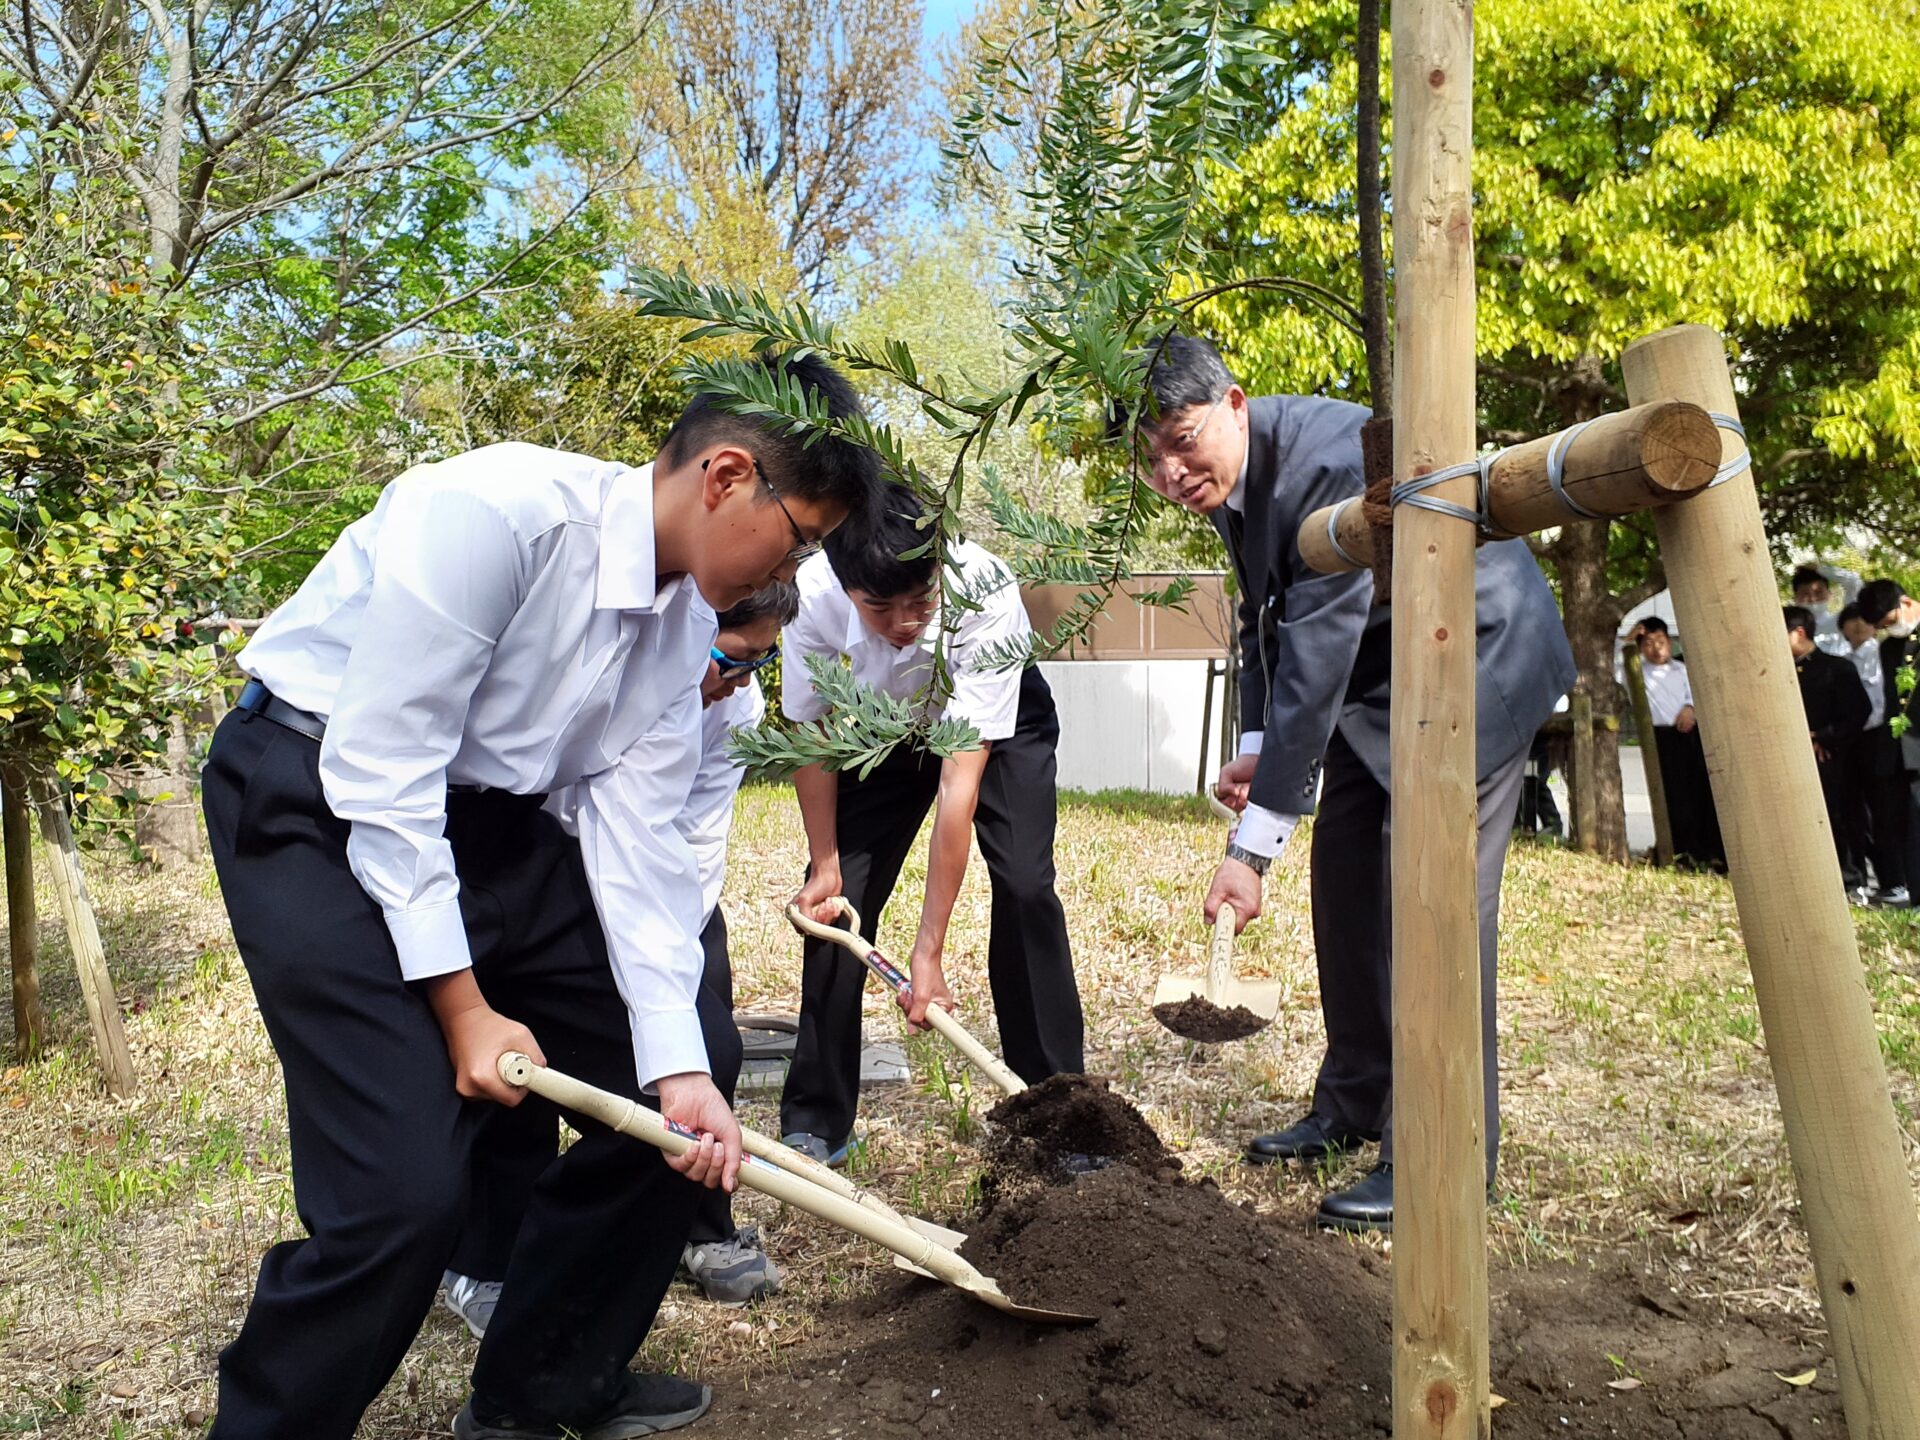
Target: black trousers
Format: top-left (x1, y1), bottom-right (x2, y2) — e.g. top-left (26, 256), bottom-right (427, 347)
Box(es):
top-left (1652, 725), bottom-right (1725, 870)
top-left (451, 908), bottom-right (746, 1280)
top-left (1816, 743), bottom-right (1867, 889)
top-left (202, 710), bottom-right (702, 1439)
top-left (1307, 728), bottom-right (1527, 1179)
top-left (780, 667), bottom-right (1084, 1143)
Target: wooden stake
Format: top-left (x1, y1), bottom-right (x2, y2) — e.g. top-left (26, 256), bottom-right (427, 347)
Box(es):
top-left (33, 787), bottom-right (135, 1098)
top-left (1388, 0), bottom-right (1487, 1432)
top-left (1569, 689), bottom-right (1598, 854)
top-left (1298, 400), bottom-right (1721, 576)
top-left (1619, 645), bottom-right (1674, 867)
top-left (1622, 324), bottom-right (1920, 1439)
top-left (2, 765), bottom-right (46, 1057)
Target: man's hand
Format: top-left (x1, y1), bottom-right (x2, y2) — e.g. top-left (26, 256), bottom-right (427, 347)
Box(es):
top-left (1213, 754), bottom-right (1258, 813)
top-left (793, 862), bottom-right (845, 924)
top-left (1205, 856), bottom-right (1263, 934)
top-left (901, 943), bottom-right (956, 1029)
top-left (1675, 705), bottom-right (1697, 734)
top-left (424, 971), bottom-right (545, 1106)
top-left (657, 1072), bottom-right (743, 1192)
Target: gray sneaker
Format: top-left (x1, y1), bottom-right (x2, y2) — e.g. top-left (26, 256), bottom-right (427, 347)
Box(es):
top-left (442, 1270), bottom-right (502, 1339)
top-left (453, 1372), bottom-right (712, 1439)
top-left (683, 1224), bottom-right (782, 1305)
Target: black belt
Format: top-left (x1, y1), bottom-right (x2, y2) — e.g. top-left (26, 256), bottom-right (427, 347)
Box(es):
top-left (236, 679), bottom-right (327, 743)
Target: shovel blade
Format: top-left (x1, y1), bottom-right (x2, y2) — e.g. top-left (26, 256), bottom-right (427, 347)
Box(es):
top-left (1152, 974), bottom-right (1284, 1019)
top-left (963, 1275), bottom-right (1095, 1325)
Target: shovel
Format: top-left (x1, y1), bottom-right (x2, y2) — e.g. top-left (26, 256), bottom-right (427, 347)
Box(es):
top-left (1151, 796), bottom-right (1282, 1033)
top-left (496, 1052), bottom-right (1088, 1324)
top-left (786, 899), bottom-right (1026, 1095)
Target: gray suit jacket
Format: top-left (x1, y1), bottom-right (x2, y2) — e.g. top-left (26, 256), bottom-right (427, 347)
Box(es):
top-left (1213, 395), bottom-right (1577, 814)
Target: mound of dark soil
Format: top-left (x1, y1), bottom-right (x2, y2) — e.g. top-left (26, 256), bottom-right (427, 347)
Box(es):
top-left (713, 1156), bottom-right (1846, 1439)
top-left (983, 1074), bottom-right (1171, 1178)
top-left (1151, 995), bottom-right (1270, 1042)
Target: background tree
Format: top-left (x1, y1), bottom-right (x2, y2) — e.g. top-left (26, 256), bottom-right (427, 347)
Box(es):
top-left (1, 120), bottom-right (233, 1069)
top-left (1205, 0), bottom-right (1920, 858)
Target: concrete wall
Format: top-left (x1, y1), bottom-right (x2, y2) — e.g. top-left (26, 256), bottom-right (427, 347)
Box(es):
top-left (1038, 659), bottom-right (1230, 795)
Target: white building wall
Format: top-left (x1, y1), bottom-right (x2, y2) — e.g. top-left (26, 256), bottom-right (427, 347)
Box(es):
top-left (1037, 659), bottom-right (1230, 795)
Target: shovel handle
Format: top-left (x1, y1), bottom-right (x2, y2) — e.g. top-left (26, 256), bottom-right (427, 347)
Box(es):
top-left (736, 1120), bottom-right (936, 1237)
top-left (1204, 902), bottom-right (1238, 1003)
top-left (496, 1053), bottom-right (984, 1289)
top-left (785, 901), bottom-right (1027, 1095)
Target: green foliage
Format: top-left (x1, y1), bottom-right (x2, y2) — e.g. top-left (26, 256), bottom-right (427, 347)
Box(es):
top-left (0, 127), bottom-right (234, 794)
top-left (727, 654), bottom-right (981, 778)
top-left (634, 0), bottom-right (1283, 769)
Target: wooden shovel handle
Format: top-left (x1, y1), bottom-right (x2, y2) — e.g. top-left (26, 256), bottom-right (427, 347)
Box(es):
top-left (1205, 902), bottom-right (1238, 1003)
top-left (784, 901), bottom-right (1027, 1095)
top-left (496, 1053), bottom-right (984, 1289)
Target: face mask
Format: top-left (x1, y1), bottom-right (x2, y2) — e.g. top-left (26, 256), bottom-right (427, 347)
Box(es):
top-left (1887, 619), bottom-right (1915, 639)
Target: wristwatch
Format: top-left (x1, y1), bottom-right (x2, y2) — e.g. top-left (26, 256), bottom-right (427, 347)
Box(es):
top-left (1225, 842), bottom-right (1271, 876)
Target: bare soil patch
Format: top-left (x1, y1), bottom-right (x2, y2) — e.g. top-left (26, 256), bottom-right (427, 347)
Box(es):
top-left (1151, 995), bottom-right (1270, 1041)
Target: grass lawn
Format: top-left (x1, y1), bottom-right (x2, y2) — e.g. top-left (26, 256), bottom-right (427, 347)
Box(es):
top-left (1, 783), bottom-right (1916, 1437)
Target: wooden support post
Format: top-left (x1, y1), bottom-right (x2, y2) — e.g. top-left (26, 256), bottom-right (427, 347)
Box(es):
top-left (1620, 645), bottom-right (1674, 866)
top-left (1388, 0), bottom-right (1487, 1434)
top-left (1623, 324), bottom-right (1920, 1440)
top-left (3, 765), bottom-right (46, 1058)
top-left (33, 787), bottom-right (135, 1098)
top-left (1298, 400), bottom-right (1722, 576)
top-left (1569, 689), bottom-right (1598, 854)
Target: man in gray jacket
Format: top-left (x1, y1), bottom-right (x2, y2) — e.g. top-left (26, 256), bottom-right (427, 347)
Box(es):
top-left (1127, 335), bottom-right (1575, 1231)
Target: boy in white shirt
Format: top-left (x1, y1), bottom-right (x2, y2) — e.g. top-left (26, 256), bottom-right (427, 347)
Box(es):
top-left (779, 485), bottom-right (1084, 1163)
top-left (440, 585), bottom-right (798, 1334)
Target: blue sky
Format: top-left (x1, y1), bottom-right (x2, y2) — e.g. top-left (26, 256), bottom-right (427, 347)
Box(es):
top-left (922, 0), bottom-right (978, 48)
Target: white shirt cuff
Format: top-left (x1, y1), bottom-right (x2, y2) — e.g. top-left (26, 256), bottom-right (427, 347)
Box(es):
top-left (1232, 804), bottom-right (1299, 859)
top-left (1238, 730), bottom-right (1264, 757)
top-left (633, 1007), bottom-right (710, 1094)
top-left (384, 900), bottom-right (474, 982)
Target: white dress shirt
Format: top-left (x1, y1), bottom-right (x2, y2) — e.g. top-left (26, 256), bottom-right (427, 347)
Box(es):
top-left (1627, 657), bottom-right (1694, 726)
top-left (781, 543), bottom-right (1032, 742)
top-left (239, 443), bottom-right (717, 1090)
top-left (1846, 639), bottom-right (1887, 729)
top-left (681, 680), bottom-right (765, 917)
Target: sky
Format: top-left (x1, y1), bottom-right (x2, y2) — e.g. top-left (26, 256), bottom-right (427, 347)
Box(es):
top-left (922, 0), bottom-right (979, 46)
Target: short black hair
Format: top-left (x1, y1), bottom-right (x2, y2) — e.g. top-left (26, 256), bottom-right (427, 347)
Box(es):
top-left (1783, 604), bottom-right (1816, 638)
top-left (824, 482), bottom-right (936, 599)
top-left (1637, 616), bottom-right (1670, 636)
top-left (660, 351), bottom-right (878, 509)
top-left (717, 579), bottom-right (800, 631)
top-left (1790, 565), bottom-right (1829, 593)
top-left (1857, 578), bottom-right (1910, 627)
top-left (1838, 603), bottom-right (1865, 628)
top-left (1108, 332), bottom-right (1237, 440)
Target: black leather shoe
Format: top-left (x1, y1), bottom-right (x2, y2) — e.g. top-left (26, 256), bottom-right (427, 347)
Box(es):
top-left (1316, 1162), bottom-right (1393, 1233)
top-left (1244, 1114), bottom-right (1376, 1166)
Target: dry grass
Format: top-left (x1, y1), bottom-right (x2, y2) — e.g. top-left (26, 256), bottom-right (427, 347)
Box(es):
top-left (1, 785), bottom-right (1916, 1436)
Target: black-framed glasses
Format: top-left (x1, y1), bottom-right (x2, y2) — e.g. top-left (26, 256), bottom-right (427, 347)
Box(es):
top-left (711, 642), bottom-right (780, 677)
top-left (702, 455), bottom-right (822, 562)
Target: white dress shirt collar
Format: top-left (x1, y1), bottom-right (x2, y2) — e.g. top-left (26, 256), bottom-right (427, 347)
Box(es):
top-left (595, 462), bottom-right (681, 611)
top-left (1222, 436), bottom-right (1251, 514)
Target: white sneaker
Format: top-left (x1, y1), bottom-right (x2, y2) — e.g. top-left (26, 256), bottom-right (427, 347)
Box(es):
top-left (442, 1270), bottom-right (503, 1339)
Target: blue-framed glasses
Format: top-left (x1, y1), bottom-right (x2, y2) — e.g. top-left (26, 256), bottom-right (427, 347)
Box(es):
top-left (712, 643), bottom-right (780, 677)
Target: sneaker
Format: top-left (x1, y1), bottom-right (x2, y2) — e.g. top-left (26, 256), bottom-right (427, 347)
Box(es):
top-left (442, 1270), bottom-right (503, 1339)
top-left (1876, 885), bottom-right (1911, 909)
top-left (682, 1224), bottom-right (782, 1305)
top-left (780, 1131), bottom-right (852, 1169)
top-left (454, 1371), bottom-right (712, 1440)
top-left (1848, 885), bottom-right (1873, 908)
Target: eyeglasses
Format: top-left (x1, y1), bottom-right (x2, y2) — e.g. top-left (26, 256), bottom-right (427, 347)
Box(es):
top-left (1136, 393), bottom-right (1228, 471)
top-left (703, 455), bottom-right (822, 563)
top-left (711, 642), bottom-right (780, 677)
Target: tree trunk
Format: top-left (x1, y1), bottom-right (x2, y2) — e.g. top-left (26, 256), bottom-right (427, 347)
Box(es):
top-left (134, 713), bottom-right (203, 869)
top-left (1550, 517), bottom-right (1630, 862)
top-left (34, 786), bottom-right (136, 1097)
top-left (2, 765), bottom-right (46, 1058)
